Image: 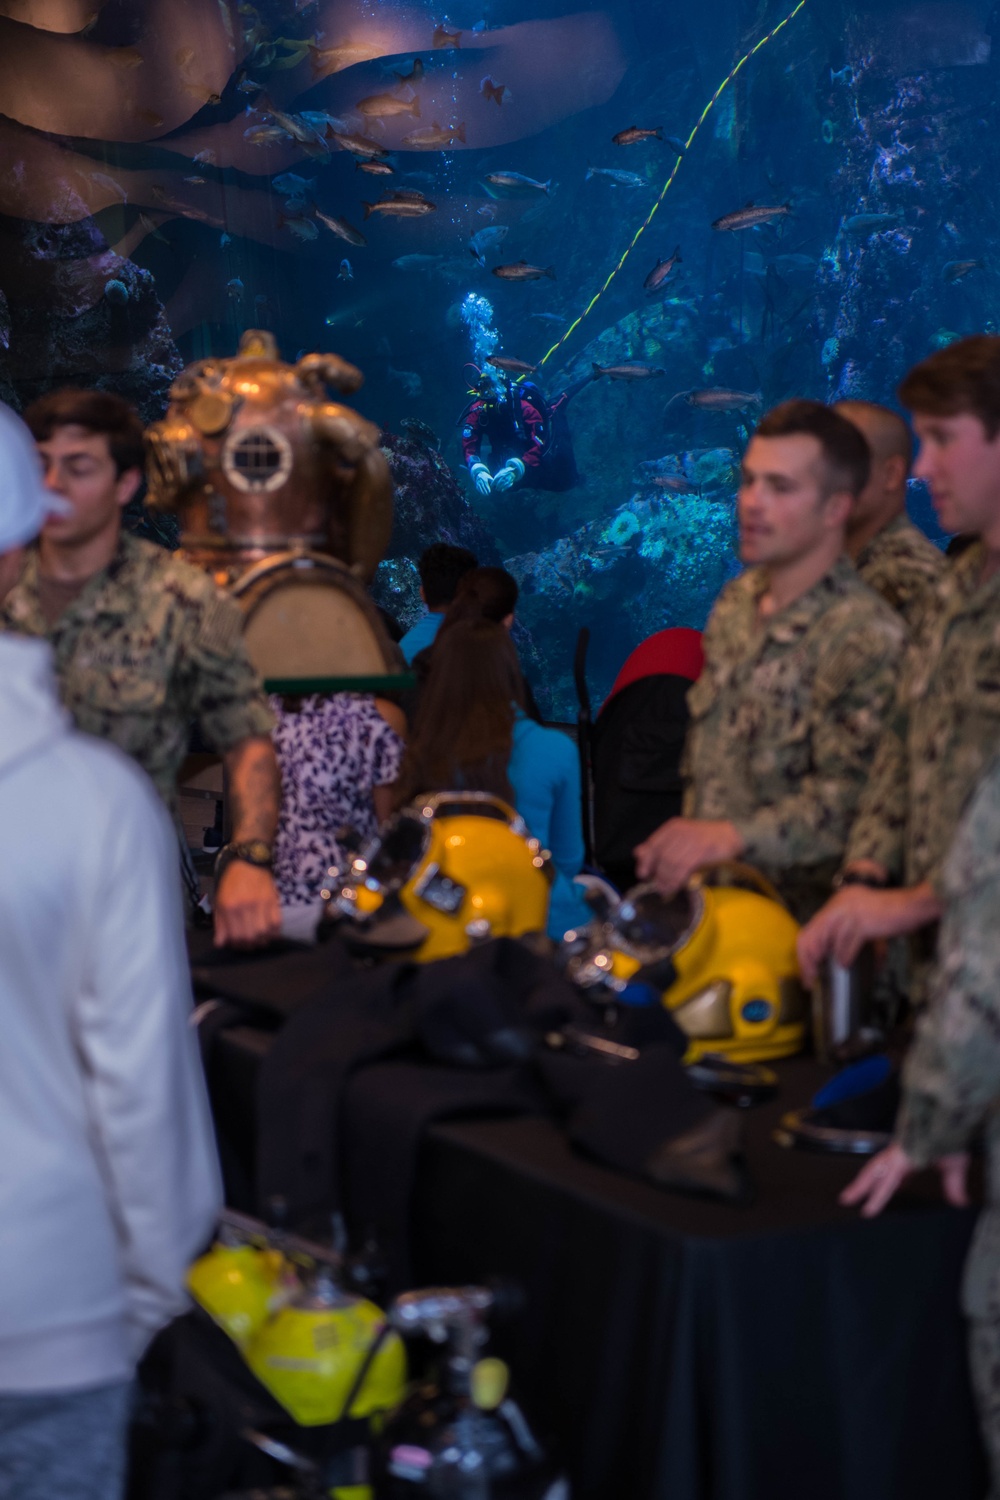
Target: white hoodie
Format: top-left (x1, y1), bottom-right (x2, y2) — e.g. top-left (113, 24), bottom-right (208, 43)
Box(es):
top-left (0, 633), bottom-right (222, 1392)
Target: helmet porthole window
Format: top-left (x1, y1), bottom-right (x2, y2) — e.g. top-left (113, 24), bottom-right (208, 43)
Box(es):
top-left (222, 425), bottom-right (293, 493)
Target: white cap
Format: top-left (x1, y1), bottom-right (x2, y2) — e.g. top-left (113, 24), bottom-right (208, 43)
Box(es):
top-left (0, 401), bottom-right (72, 553)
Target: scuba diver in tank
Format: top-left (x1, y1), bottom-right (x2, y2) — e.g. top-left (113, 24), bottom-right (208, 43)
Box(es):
top-left (459, 363), bottom-right (596, 496)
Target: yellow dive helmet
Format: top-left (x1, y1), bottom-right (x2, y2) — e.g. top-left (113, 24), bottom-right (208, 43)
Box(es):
top-left (323, 792), bottom-right (552, 962)
top-left (564, 865), bottom-right (807, 1063)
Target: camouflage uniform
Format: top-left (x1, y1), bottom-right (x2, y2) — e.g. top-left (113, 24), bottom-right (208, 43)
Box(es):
top-left (895, 755), bottom-right (1000, 1491)
top-left (682, 556), bottom-right (906, 922)
top-left (0, 533), bottom-right (274, 812)
top-left (846, 541), bottom-right (1000, 895)
top-left (854, 513), bottom-right (946, 631)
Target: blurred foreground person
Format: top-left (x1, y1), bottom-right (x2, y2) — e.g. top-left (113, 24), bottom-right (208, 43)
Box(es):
top-left (0, 404), bottom-right (221, 1500)
top-left (635, 400), bottom-right (904, 921)
top-left (0, 388), bottom-right (281, 948)
top-left (800, 337), bottom-right (1000, 994)
top-left (396, 618), bottom-right (588, 937)
top-left (398, 541), bottom-right (478, 663)
top-left (839, 752), bottom-right (1000, 1489)
top-left (837, 398), bottom-right (945, 629)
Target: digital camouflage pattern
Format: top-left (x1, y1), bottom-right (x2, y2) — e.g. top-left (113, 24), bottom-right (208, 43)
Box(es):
top-left (0, 532), bottom-right (274, 810)
top-left (895, 754), bottom-right (1000, 1485)
top-left (846, 541), bottom-right (1000, 892)
top-left (854, 513), bottom-right (946, 632)
top-left (683, 556), bottom-right (905, 921)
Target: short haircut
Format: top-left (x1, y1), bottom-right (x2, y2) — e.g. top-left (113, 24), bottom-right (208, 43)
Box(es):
top-left (753, 399), bottom-right (871, 498)
top-left (23, 388), bottom-right (145, 477)
top-left (418, 542), bottom-right (478, 608)
top-left (898, 335), bottom-right (1000, 439)
top-left (835, 400), bottom-right (914, 471)
top-left (451, 565), bottom-right (518, 622)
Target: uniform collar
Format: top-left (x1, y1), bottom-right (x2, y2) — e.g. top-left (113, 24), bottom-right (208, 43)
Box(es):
top-left (10, 528), bottom-right (139, 634)
top-left (745, 554), bottom-right (856, 647)
top-left (948, 539), bottom-right (1000, 615)
top-left (854, 513), bottom-right (908, 568)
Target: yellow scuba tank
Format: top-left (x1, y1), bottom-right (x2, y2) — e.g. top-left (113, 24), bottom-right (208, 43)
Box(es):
top-left (324, 792), bottom-right (553, 962)
top-left (186, 1236), bottom-right (288, 1348)
top-left (244, 1267), bottom-right (407, 1427)
top-left (565, 866), bottom-right (807, 1063)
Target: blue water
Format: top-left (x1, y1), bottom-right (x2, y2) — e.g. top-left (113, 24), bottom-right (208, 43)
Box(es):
top-left (1, 0), bottom-right (987, 714)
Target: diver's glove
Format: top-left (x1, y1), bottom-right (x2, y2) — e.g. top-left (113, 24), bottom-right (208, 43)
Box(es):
top-left (492, 458), bottom-right (526, 492)
top-left (470, 461), bottom-right (494, 496)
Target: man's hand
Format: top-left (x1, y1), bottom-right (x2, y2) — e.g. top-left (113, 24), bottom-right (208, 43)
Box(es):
top-left (797, 881), bottom-right (943, 984)
top-left (213, 860), bottom-right (282, 948)
top-left (633, 817), bottom-right (744, 896)
top-left (840, 1142), bottom-right (969, 1217)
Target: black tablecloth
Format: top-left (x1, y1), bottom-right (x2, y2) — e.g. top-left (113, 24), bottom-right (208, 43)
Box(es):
top-left (208, 1030), bottom-right (986, 1500)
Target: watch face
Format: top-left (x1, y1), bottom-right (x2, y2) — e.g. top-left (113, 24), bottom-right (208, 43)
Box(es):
top-left (237, 840), bottom-right (272, 865)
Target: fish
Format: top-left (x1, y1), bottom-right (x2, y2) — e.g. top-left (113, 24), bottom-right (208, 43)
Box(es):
top-left (357, 159), bottom-right (395, 175)
top-left (338, 258), bottom-right (354, 280)
top-left (237, 74), bottom-right (263, 94)
top-left (315, 209), bottom-right (367, 246)
top-left (663, 135), bottom-right (687, 155)
top-left (483, 171), bottom-right (550, 198)
top-left (481, 77), bottom-right (507, 106)
top-left (272, 172), bottom-right (315, 197)
top-left (469, 224), bottom-right (509, 265)
top-left (593, 361), bottom-right (665, 380)
top-left (400, 417), bottom-right (439, 448)
top-left (530, 311), bottom-right (565, 323)
top-left (183, 176), bottom-right (206, 185)
top-left (712, 201), bottom-right (792, 231)
top-left (585, 167), bottom-right (650, 187)
top-left (944, 258), bottom-right (983, 282)
top-left (487, 355), bottom-right (538, 375)
top-left (395, 59), bottom-right (425, 82)
top-left (331, 130), bottom-right (390, 160)
top-left (612, 125), bottom-right (662, 146)
top-left (220, 232), bottom-right (232, 247)
top-left (363, 190), bottom-right (437, 218)
top-left (137, 212), bottom-right (170, 244)
top-left (193, 149), bottom-right (217, 166)
top-left (281, 215), bottom-right (319, 240)
top-left (649, 474), bottom-right (695, 491)
top-left (492, 261), bottom-right (556, 282)
top-left (357, 92), bottom-right (421, 120)
top-left (226, 277), bottom-right (245, 298)
top-left (90, 171), bottom-right (127, 201)
top-left (281, 196), bottom-right (310, 216)
top-left (840, 211), bottom-right (903, 235)
top-left (393, 253), bottom-right (444, 269)
top-left (309, 41), bottom-right (381, 75)
top-left (109, 46), bottom-right (144, 69)
top-left (665, 387), bottom-right (762, 410)
top-left (388, 366), bottom-right (423, 395)
top-left (401, 121), bottom-right (466, 149)
top-left (643, 247), bottom-right (682, 293)
top-left (477, 204), bottom-right (497, 219)
top-left (433, 23), bottom-right (461, 48)
top-left (244, 125), bottom-right (293, 146)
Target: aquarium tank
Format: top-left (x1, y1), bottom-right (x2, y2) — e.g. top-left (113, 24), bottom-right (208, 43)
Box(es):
top-left (0, 0), bottom-right (985, 715)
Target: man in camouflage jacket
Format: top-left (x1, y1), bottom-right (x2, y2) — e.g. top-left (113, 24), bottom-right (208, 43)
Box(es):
top-left (799, 337), bottom-right (1000, 988)
top-left (0, 389), bottom-right (281, 949)
top-left (635, 400), bottom-right (905, 923)
top-left (840, 753), bottom-right (1000, 1490)
top-left (837, 399), bottom-right (945, 631)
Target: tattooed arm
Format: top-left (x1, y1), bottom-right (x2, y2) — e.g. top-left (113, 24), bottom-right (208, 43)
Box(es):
top-left (213, 735), bottom-right (282, 948)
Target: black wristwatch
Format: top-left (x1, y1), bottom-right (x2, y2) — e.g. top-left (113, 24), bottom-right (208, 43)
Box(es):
top-left (215, 840), bottom-right (274, 880)
top-left (832, 868), bottom-right (887, 891)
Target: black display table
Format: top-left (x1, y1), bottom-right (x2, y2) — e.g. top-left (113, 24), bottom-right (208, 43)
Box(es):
top-left (207, 1028), bottom-right (986, 1500)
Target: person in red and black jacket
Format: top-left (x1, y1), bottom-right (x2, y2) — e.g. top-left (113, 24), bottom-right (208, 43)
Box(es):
top-left (460, 369), bottom-right (594, 496)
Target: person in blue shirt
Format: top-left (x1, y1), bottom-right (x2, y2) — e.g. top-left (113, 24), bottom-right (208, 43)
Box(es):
top-left (395, 617), bottom-right (589, 938)
top-left (398, 542), bottom-right (478, 664)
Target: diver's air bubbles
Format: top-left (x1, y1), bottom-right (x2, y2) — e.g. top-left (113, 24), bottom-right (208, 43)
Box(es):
top-left (460, 292), bottom-right (498, 366)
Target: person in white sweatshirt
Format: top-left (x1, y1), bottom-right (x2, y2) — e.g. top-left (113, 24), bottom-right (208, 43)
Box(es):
top-left (0, 399), bottom-right (222, 1499)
